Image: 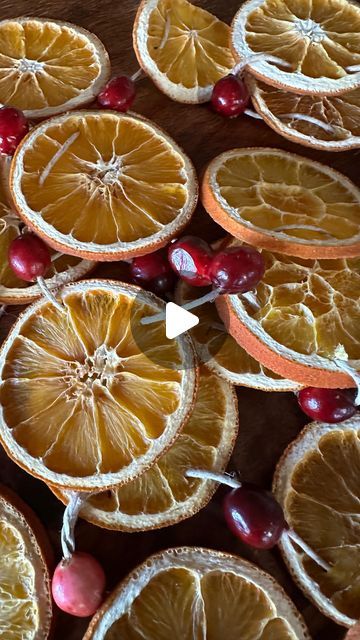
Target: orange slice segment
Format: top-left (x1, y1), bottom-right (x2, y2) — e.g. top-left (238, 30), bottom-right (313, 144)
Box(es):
top-left (215, 236), bottom-right (360, 388)
top-left (133, 0), bottom-right (235, 103)
top-left (0, 280), bottom-right (197, 491)
top-left (0, 17), bottom-right (110, 119)
top-left (202, 148), bottom-right (360, 259)
top-left (10, 110), bottom-right (198, 261)
top-left (247, 75), bottom-right (360, 152)
top-left (0, 484), bottom-right (53, 639)
top-left (176, 280), bottom-right (301, 391)
top-left (273, 415), bottom-right (360, 627)
top-left (53, 367), bottom-right (238, 531)
top-left (84, 547), bottom-right (310, 640)
top-left (231, 0), bottom-right (360, 96)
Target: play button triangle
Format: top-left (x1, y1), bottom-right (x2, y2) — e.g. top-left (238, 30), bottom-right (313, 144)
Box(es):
top-left (165, 302), bottom-right (199, 340)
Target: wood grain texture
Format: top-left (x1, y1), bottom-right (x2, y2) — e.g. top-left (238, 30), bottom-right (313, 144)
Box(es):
top-left (0, 0), bottom-right (357, 638)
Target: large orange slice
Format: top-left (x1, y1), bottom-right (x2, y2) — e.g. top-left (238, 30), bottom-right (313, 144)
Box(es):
top-left (84, 547), bottom-right (310, 639)
top-left (10, 110), bottom-right (197, 261)
top-left (274, 415), bottom-right (360, 627)
top-left (0, 484), bottom-right (53, 639)
top-left (202, 148), bottom-right (360, 259)
top-left (247, 75), bottom-right (360, 152)
top-left (0, 17), bottom-right (110, 119)
top-left (215, 237), bottom-right (360, 388)
top-left (133, 0), bottom-right (235, 103)
top-left (176, 280), bottom-right (301, 391)
top-left (231, 0), bottom-right (360, 96)
top-left (53, 367), bottom-right (238, 531)
top-left (0, 280), bottom-right (197, 491)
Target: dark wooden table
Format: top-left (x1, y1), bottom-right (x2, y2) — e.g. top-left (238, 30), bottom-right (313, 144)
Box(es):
top-left (0, 0), bottom-right (358, 638)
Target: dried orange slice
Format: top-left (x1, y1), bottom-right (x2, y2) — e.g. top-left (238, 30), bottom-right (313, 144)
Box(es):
top-left (215, 237), bottom-right (360, 388)
top-left (10, 110), bottom-right (197, 261)
top-left (0, 484), bottom-right (53, 638)
top-left (0, 280), bottom-right (197, 491)
top-left (53, 367), bottom-right (238, 531)
top-left (133, 0), bottom-right (235, 103)
top-left (0, 17), bottom-right (110, 119)
top-left (176, 280), bottom-right (301, 391)
top-left (202, 148), bottom-right (360, 259)
top-left (231, 0), bottom-right (360, 96)
top-left (273, 415), bottom-right (360, 627)
top-left (84, 547), bottom-right (310, 639)
top-left (247, 75), bottom-right (360, 152)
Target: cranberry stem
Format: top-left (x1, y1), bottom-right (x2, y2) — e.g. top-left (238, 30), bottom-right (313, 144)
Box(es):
top-left (61, 492), bottom-right (88, 561)
top-left (186, 468), bottom-right (241, 489)
top-left (140, 288), bottom-right (221, 325)
top-left (36, 276), bottom-right (66, 314)
top-left (284, 529), bottom-right (330, 571)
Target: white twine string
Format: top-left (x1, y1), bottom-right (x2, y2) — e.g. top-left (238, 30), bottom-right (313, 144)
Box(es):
top-left (61, 492), bottom-right (89, 561)
top-left (39, 132), bottom-right (79, 186)
top-left (186, 468), bottom-right (330, 571)
top-left (244, 108), bottom-right (263, 121)
top-left (130, 68), bottom-right (145, 82)
top-left (37, 276), bottom-right (65, 314)
top-left (232, 53), bottom-right (291, 76)
top-left (0, 305), bottom-right (6, 319)
top-left (140, 288), bottom-right (221, 325)
top-left (241, 290), bottom-right (260, 311)
top-left (346, 64), bottom-right (360, 73)
top-left (334, 359), bottom-right (360, 405)
top-left (277, 112), bottom-right (335, 133)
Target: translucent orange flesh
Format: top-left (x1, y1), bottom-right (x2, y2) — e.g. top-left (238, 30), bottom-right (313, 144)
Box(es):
top-left (245, 0), bottom-right (360, 79)
top-left (147, 0), bottom-right (235, 88)
top-left (87, 369), bottom-right (230, 520)
top-left (0, 19), bottom-right (101, 110)
top-left (285, 428), bottom-right (360, 619)
top-left (251, 79), bottom-right (360, 143)
top-left (216, 152), bottom-right (360, 243)
top-left (19, 113), bottom-right (189, 245)
top-left (0, 289), bottom-right (182, 478)
top-left (106, 568), bottom-right (297, 639)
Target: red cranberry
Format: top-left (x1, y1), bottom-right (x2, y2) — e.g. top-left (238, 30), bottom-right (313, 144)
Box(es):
top-left (168, 236), bottom-right (213, 287)
top-left (0, 107), bottom-right (29, 155)
top-left (211, 75), bottom-right (250, 118)
top-left (209, 246), bottom-right (265, 294)
top-left (130, 249), bottom-right (176, 294)
top-left (223, 483), bottom-right (287, 549)
top-left (97, 76), bottom-right (136, 112)
top-left (8, 233), bottom-right (51, 282)
top-left (298, 387), bottom-right (357, 423)
top-left (52, 552), bottom-right (106, 617)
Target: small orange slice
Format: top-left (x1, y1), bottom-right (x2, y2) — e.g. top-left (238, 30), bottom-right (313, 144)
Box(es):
top-left (0, 17), bottom-right (110, 119)
top-left (202, 148), bottom-right (360, 259)
top-left (84, 547), bottom-right (310, 640)
top-left (0, 280), bottom-right (197, 491)
top-left (274, 415), bottom-right (360, 627)
top-left (133, 0), bottom-right (235, 103)
top-left (176, 280), bottom-right (301, 391)
top-left (10, 110), bottom-right (198, 261)
top-left (247, 75), bottom-right (360, 152)
top-left (0, 484), bottom-right (53, 638)
top-left (215, 237), bottom-right (360, 388)
top-left (53, 367), bottom-right (238, 531)
top-left (231, 0), bottom-right (360, 96)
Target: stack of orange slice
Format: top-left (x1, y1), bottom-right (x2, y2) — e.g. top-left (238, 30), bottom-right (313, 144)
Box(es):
top-left (231, 0), bottom-right (360, 150)
top-left (201, 149), bottom-right (360, 389)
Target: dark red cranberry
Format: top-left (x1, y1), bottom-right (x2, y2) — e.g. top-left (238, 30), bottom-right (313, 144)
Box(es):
top-left (130, 249), bottom-right (176, 294)
top-left (209, 246), bottom-right (265, 294)
top-left (211, 75), bottom-right (250, 118)
top-left (0, 107), bottom-right (29, 155)
top-left (297, 387), bottom-right (357, 423)
top-left (97, 76), bottom-right (136, 112)
top-left (223, 483), bottom-right (287, 549)
top-left (168, 236), bottom-right (213, 287)
top-left (8, 233), bottom-right (51, 282)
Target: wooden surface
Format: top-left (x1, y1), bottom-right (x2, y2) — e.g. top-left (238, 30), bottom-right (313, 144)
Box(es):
top-left (0, 0), bottom-right (358, 638)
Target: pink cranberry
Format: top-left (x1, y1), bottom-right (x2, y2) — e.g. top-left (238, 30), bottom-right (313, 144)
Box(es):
top-left (52, 552), bottom-right (106, 618)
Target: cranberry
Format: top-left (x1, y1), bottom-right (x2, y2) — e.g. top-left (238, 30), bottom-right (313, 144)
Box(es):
top-left (130, 249), bottom-right (176, 294)
top-left (8, 233), bottom-right (51, 282)
top-left (97, 76), bottom-right (136, 112)
top-left (209, 246), bottom-right (265, 294)
top-left (168, 236), bottom-right (213, 287)
top-left (0, 107), bottom-right (29, 155)
top-left (52, 552), bottom-right (106, 617)
top-left (211, 75), bottom-right (250, 118)
top-left (298, 387), bottom-right (357, 423)
top-left (223, 483), bottom-right (287, 549)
